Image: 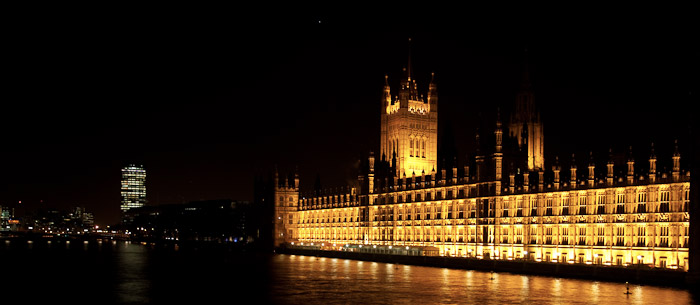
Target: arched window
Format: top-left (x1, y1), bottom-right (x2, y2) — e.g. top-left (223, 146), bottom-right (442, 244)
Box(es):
top-left (422, 139), bottom-right (426, 157)
top-left (410, 138), bottom-right (414, 156)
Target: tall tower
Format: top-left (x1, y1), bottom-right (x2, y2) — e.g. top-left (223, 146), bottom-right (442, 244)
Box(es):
top-left (509, 50), bottom-right (544, 171)
top-left (273, 168), bottom-right (299, 248)
top-left (380, 39), bottom-right (438, 177)
top-left (120, 164), bottom-right (146, 212)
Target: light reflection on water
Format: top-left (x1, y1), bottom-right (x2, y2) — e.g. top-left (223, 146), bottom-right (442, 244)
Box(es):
top-left (115, 242), bottom-right (151, 304)
top-left (1, 241), bottom-right (695, 304)
top-left (270, 254), bottom-right (695, 305)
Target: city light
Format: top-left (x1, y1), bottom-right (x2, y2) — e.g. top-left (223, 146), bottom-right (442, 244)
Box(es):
top-left (121, 164), bottom-right (146, 213)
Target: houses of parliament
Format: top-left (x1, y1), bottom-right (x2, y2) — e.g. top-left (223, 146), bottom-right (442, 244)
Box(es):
top-left (271, 50), bottom-right (693, 271)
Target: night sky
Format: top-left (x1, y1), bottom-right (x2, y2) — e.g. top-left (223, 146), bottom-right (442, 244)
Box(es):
top-left (3, 7), bottom-right (695, 225)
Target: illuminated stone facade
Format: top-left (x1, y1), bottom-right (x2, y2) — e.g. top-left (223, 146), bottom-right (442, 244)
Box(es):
top-left (272, 62), bottom-right (692, 271)
top-left (380, 67), bottom-right (438, 177)
top-left (509, 63), bottom-right (544, 171)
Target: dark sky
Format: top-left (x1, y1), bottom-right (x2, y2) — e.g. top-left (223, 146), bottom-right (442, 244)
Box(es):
top-left (2, 7), bottom-right (695, 225)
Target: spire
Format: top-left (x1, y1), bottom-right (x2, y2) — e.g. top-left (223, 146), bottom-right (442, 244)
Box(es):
top-left (674, 139), bottom-right (680, 157)
top-left (496, 107), bottom-right (502, 129)
top-left (407, 37), bottom-right (412, 82)
top-left (553, 156), bottom-right (561, 190)
top-left (607, 148), bottom-right (615, 185)
top-left (627, 146), bottom-right (635, 184)
top-left (588, 151), bottom-right (595, 186)
top-left (649, 142), bottom-right (657, 184)
top-left (294, 165), bottom-right (300, 190)
top-left (495, 108), bottom-right (503, 153)
top-left (475, 127), bottom-right (482, 156)
top-left (514, 47), bottom-right (537, 127)
top-left (428, 71), bottom-right (438, 106)
top-left (383, 74), bottom-right (392, 106)
top-left (570, 153), bottom-right (577, 189)
top-left (672, 139), bottom-right (681, 181)
top-left (520, 47), bottom-right (532, 91)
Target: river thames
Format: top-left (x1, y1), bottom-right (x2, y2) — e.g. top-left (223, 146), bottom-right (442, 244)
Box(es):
top-left (1, 240), bottom-right (696, 304)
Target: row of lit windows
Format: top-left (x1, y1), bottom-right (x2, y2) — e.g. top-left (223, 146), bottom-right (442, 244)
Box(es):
top-left (297, 224), bottom-right (689, 248)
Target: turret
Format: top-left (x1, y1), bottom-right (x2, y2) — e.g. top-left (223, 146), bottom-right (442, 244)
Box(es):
top-left (607, 148), bottom-right (614, 186)
top-left (494, 110), bottom-right (504, 186)
top-left (509, 164), bottom-right (516, 193)
top-left (452, 157), bottom-right (458, 184)
top-left (627, 146), bottom-right (635, 185)
top-left (649, 143), bottom-right (656, 184)
top-left (428, 72), bottom-right (438, 110)
top-left (464, 154), bottom-right (470, 183)
top-left (523, 169), bottom-right (530, 192)
top-left (440, 167), bottom-right (447, 186)
top-left (475, 129), bottom-right (484, 181)
top-left (570, 154), bottom-right (577, 189)
top-left (369, 151), bottom-right (375, 194)
top-left (294, 166), bottom-right (300, 190)
top-left (383, 74), bottom-right (392, 107)
top-left (553, 156), bottom-right (561, 190)
top-left (673, 140), bottom-right (681, 182)
top-left (588, 151), bottom-right (595, 187)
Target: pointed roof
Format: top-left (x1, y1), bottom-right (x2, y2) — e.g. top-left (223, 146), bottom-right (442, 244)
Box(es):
top-left (520, 47), bottom-right (532, 91)
top-left (407, 37), bottom-right (413, 81)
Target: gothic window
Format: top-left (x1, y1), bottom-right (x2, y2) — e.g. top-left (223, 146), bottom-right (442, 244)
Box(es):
top-left (636, 226), bottom-right (646, 247)
top-left (636, 191), bottom-right (647, 213)
top-left (596, 227), bottom-right (605, 246)
top-left (503, 199), bottom-right (510, 217)
top-left (616, 192), bottom-right (625, 214)
top-left (659, 190), bottom-right (670, 212)
top-left (422, 139), bottom-right (426, 158)
top-left (596, 193), bottom-right (606, 214)
top-left (578, 227), bottom-right (587, 245)
top-left (410, 138), bottom-right (414, 157)
top-left (561, 227), bottom-right (569, 245)
top-left (517, 197), bottom-right (524, 217)
top-left (578, 196), bottom-right (587, 215)
top-left (659, 226), bottom-right (669, 247)
top-left (616, 226), bottom-right (625, 246)
top-left (530, 227), bottom-right (538, 244)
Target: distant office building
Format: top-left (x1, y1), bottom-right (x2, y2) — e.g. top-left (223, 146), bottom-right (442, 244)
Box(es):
top-left (28, 207), bottom-right (96, 233)
top-left (72, 207), bottom-right (94, 228)
top-left (121, 164), bottom-right (147, 213)
top-left (1, 206), bottom-right (16, 231)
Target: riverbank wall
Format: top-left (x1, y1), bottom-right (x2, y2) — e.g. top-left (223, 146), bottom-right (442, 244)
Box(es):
top-left (278, 247), bottom-right (690, 288)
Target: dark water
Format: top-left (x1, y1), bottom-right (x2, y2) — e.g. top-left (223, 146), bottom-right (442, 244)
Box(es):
top-left (1, 239), bottom-right (696, 304)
